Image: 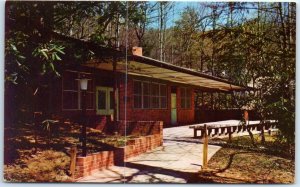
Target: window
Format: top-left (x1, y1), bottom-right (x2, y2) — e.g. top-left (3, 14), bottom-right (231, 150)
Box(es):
top-left (62, 71), bottom-right (78, 110)
top-left (62, 70), bottom-right (94, 110)
top-left (202, 92), bottom-right (211, 109)
top-left (143, 82), bottom-right (150, 108)
top-left (133, 80), bottom-right (167, 109)
top-left (218, 92), bottom-right (230, 109)
top-left (151, 83), bottom-right (160, 108)
top-left (217, 93), bottom-right (223, 109)
top-left (160, 84), bottom-right (167, 108)
top-left (213, 93), bottom-right (219, 109)
top-left (133, 81), bottom-right (142, 108)
top-left (180, 88), bottom-right (191, 109)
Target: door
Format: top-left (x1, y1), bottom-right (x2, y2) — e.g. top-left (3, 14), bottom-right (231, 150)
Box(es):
top-left (96, 87), bottom-right (117, 116)
top-left (171, 93), bottom-right (177, 125)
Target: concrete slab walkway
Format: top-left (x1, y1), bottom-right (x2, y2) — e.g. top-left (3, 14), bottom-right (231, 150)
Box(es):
top-left (78, 123), bottom-right (223, 183)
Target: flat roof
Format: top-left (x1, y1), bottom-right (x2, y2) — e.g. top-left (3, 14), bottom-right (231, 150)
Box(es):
top-left (86, 55), bottom-right (250, 92)
top-left (53, 32), bottom-right (250, 92)
top-left (128, 55), bottom-right (249, 91)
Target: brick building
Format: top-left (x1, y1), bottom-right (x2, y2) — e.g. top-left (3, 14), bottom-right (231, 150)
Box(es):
top-left (45, 34), bottom-right (248, 129)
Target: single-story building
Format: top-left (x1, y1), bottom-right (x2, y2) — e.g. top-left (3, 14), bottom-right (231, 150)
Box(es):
top-left (34, 33), bottom-right (249, 129)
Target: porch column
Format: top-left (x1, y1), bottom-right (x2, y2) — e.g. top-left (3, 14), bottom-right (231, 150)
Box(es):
top-left (218, 92), bottom-right (221, 109)
top-left (231, 91), bottom-right (234, 109)
top-left (113, 57), bottom-right (118, 122)
top-left (201, 92), bottom-right (204, 109)
top-left (210, 92), bottom-right (213, 110)
top-left (225, 93), bottom-right (228, 109)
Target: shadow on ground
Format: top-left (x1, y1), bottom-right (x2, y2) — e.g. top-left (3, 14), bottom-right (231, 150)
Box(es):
top-left (120, 162), bottom-right (200, 183)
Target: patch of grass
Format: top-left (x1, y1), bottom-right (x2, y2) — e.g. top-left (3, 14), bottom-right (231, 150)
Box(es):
top-left (4, 122), bottom-right (139, 182)
top-left (5, 122), bottom-right (137, 162)
top-left (4, 150), bottom-right (71, 182)
top-left (222, 133), bottom-right (294, 159)
top-left (198, 135), bottom-right (295, 184)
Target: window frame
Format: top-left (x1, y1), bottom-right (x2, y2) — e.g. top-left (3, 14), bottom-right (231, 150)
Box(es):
top-left (133, 80), bottom-right (143, 109)
top-left (180, 87), bottom-right (192, 109)
top-left (150, 82), bottom-right (160, 109)
top-left (133, 79), bottom-right (167, 109)
top-left (159, 84), bottom-right (167, 109)
top-left (62, 70), bottom-right (94, 111)
top-left (142, 81), bottom-right (151, 109)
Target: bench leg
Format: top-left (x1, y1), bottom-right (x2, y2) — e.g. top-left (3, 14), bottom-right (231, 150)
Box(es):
top-left (228, 128), bottom-right (232, 143)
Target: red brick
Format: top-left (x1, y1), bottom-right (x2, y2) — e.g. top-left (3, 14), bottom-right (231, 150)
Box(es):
top-left (75, 126), bottom-right (163, 179)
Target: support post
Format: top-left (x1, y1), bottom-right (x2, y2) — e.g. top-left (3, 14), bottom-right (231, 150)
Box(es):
top-left (268, 129), bottom-right (271, 135)
top-left (218, 92), bottom-right (221, 109)
top-left (194, 129), bottom-right (197, 138)
top-left (81, 90), bottom-right (87, 157)
top-left (113, 57), bottom-right (117, 122)
top-left (210, 92), bottom-right (214, 110)
top-left (203, 124), bottom-right (208, 170)
top-left (231, 92), bottom-right (234, 109)
top-left (201, 92), bottom-right (204, 109)
top-left (70, 146), bottom-right (77, 179)
top-left (228, 127), bottom-right (232, 143)
top-left (261, 124), bottom-right (265, 144)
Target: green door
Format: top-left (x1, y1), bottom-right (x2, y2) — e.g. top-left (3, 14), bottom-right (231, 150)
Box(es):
top-left (171, 93), bottom-right (177, 125)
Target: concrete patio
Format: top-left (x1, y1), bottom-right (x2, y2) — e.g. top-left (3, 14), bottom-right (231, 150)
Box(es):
top-left (78, 121), bottom-right (230, 183)
top-left (78, 120), bottom-right (274, 183)
top-left (78, 141), bottom-right (220, 183)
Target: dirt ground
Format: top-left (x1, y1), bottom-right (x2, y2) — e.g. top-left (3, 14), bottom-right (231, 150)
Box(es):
top-left (197, 134), bottom-right (295, 184)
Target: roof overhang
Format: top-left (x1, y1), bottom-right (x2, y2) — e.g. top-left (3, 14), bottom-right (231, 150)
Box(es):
top-left (52, 33), bottom-right (250, 92)
top-left (85, 55), bottom-right (249, 92)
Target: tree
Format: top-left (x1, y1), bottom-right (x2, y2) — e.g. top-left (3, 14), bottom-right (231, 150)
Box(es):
top-left (5, 1), bottom-right (146, 123)
top-left (6, 1), bottom-right (295, 149)
top-left (173, 7), bottom-right (202, 68)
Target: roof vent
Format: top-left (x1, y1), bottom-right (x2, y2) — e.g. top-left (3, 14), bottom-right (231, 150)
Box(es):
top-left (132, 47), bottom-right (143, 56)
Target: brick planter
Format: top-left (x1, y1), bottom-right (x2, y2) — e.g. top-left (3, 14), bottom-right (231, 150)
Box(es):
top-left (75, 121), bottom-right (163, 179)
top-left (124, 134), bottom-right (163, 160)
top-left (114, 120), bottom-right (163, 136)
top-left (75, 151), bottom-right (115, 178)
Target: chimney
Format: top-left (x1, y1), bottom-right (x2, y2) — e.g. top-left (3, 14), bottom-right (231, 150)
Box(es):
top-left (132, 47), bottom-right (143, 56)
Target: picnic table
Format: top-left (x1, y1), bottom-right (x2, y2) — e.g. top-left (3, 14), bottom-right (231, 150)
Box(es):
top-left (189, 120), bottom-right (277, 139)
top-left (193, 120), bottom-right (277, 170)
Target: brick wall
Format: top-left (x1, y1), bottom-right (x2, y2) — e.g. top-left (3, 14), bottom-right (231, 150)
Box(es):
top-left (74, 121), bottom-right (163, 179)
top-left (118, 77), bottom-right (195, 126)
top-left (118, 78), bottom-right (171, 125)
top-left (56, 68), bottom-right (196, 127)
top-left (124, 134), bottom-right (163, 160)
top-left (75, 150), bottom-right (117, 178)
top-left (177, 88), bottom-right (195, 125)
top-left (114, 121), bottom-right (163, 136)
